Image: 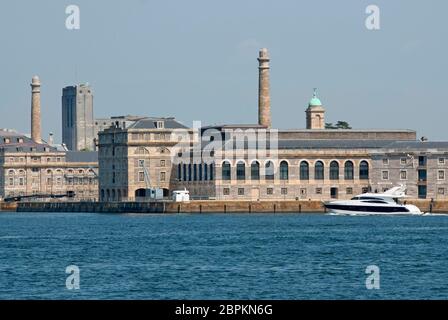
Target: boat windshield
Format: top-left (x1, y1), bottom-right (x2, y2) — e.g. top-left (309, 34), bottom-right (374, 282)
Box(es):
top-left (352, 196), bottom-right (385, 201)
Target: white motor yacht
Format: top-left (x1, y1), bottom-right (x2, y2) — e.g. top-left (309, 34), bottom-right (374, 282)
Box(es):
top-left (324, 185), bottom-right (422, 215)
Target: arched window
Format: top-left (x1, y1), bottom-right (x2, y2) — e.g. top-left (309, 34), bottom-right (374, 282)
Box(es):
top-left (117, 190), bottom-right (121, 201)
top-left (237, 161), bottom-right (245, 180)
top-left (101, 189), bottom-right (105, 201)
top-left (183, 164), bottom-right (187, 181)
top-left (193, 164), bottom-right (197, 181)
top-left (300, 161), bottom-right (309, 180)
top-left (265, 161), bottom-right (274, 180)
top-left (251, 161), bottom-right (260, 180)
top-left (315, 161), bottom-right (324, 180)
top-left (112, 189), bottom-right (116, 201)
top-left (360, 161), bottom-right (369, 180)
top-left (344, 161), bottom-right (354, 180)
top-left (8, 170), bottom-right (14, 176)
top-left (199, 163), bottom-right (203, 181)
top-left (222, 161), bottom-right (231, 181)
top-left (204, 163), bottom-right (208, 181)
top-left (178, 164), bottom-right (182, 181)
top-left (106, 189), bottom-right (110, 200)
top-left (280, 161), bottom-right (289, 180)
top-left (264, 161), bottom-right (275, 180)
top-left (330, 161), bottom-right (339, 180)
top-left (210, 163), bottom-right (214, 180)
top-left (188, 164), bottom-right (192, 181)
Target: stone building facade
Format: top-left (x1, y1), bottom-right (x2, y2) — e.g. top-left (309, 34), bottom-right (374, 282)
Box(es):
top-left (0, 129), bottom-right (99, 201)
top-left (94, 48), bottom-right (448, 202)
top-left (174, 134), bottom-right (448, 200)
top-left (98, 117), bottom-right (195, 201)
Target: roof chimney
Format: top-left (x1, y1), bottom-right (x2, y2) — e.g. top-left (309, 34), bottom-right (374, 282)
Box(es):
top-left (31, 75), bottom-right (42, 143)
top-left (258, 48), bottom-right (271, 128)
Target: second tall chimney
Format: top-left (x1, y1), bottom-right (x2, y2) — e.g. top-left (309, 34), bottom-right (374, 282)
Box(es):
top-left (258, 48), bottom-right (271, 128)
top-left (31, 75), bottom-right (42, 144)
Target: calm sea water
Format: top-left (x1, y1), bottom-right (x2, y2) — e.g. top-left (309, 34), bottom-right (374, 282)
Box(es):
top-left (0, 212), bottom-right (447, 300)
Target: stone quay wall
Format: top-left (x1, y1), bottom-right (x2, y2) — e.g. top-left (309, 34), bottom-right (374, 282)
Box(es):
top-left (1, 199), bottom-right (447, 214)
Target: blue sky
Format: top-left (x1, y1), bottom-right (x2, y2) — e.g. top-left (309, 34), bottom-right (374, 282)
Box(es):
top-left (0, 0), bottom-right (447, 141)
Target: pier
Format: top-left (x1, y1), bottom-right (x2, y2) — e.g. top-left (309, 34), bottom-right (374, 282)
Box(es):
top-left (1, 199), bottom-right (448, 214)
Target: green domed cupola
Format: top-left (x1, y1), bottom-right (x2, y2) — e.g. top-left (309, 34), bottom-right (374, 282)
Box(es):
top-left (309, 88), bottom-right (322, 106)
top-left (305, 88), bottom-right (325, 129)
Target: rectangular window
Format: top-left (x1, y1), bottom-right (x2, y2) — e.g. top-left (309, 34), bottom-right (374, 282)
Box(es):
top-left (19, 178), bottom-right (24, 186)
top-left (316, 188), bottom-right (322, 195)
top-left (160, 172), bottom-right (166, 182)
top-left (223, 188), bottom-right (230, 195)
top-left (32, 168), bottom-right (39, 173)
top-left (439, 158), bottom-right (445, 165)
top-left (419, 156), bottom-right (427, 166)
top-left (346, 187), bottom-right (353, 195)
top-left (238, 188), bottom-right (244, 196)
top-left (400, 170), bottom-right (407, 180)
top-left (9, 178), bottom-right (14, 186)
top-left (138, 171), bottom-right (145, 182)
top-left (160, 160), bottom-right (166, 167)
top-left (267, 188), bottom-right (274, 195)
top-left (418, 170), bottom-right (427, 182)
top-left (438, 170), bottom-right (445, 180)
top-left (281, 188), bottom-right (288, 195)
top-left (438, 188), bottom-right (445, 195)
top-left (382, 158), bottom-right (389, 165)
top-left (400, 158), bottom-right (407, 165)
top-left (382, 170), bottom-right (389, 180)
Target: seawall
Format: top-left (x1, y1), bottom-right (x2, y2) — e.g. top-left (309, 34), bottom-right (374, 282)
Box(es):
top-left (0, 199), bottom-right (447, 214)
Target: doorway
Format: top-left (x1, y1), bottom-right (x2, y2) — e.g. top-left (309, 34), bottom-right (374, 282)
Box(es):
top-left (330, 187), bottom-right (338, 199)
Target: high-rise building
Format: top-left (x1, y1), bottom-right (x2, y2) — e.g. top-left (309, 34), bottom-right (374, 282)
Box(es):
top-left (62, 84), bottom-right (95, 151)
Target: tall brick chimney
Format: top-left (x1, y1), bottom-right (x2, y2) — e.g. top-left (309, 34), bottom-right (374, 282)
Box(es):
top-left (258, 48), bottom-right (271, 128)
top-left (31, 75), bottom-right (42, 143)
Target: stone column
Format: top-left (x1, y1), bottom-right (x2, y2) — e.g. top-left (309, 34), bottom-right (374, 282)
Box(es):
top-left (258, 48), bottom-right (271, 128)
top-left (31, 75), bottom-right (42, 144)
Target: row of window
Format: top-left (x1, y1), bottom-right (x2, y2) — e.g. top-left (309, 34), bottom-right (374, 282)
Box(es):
top-left (382, 156), bottom-right (445, 166)
top-left (7, 176), bottom-right (98, 187)
top-left (7, 169), bottom-right (95, 175)
top-left (6, 156), bottom-right (64, 163)
top-left (177, 163), bottom-right (215, 182)
top-left (220, 160), bottom-right (369, 181)
top-left (222, 187), bottom-right (364, 196)
top-left (221, 186), bottom-right (447, 197)
top-left (130, 132), bottom-right (170, 141)
top-left (381, 169), bottom-right (445, 181)
top-left (137, 171), bottom-right (167, 183)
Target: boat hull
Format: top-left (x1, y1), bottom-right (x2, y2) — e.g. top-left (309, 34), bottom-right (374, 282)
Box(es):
top-left (324, 203), bottom-right (422, 215)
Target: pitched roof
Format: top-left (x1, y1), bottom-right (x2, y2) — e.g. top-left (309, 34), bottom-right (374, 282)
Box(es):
top-left (127, 117), bottom-right (189, 129)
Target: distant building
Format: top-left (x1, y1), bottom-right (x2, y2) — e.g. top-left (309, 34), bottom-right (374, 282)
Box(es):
top-left (0, 77), bottom-right (99, 202)
top-left (96, 48), bottom-right (448, 202)
top-left (0, 128), bottom-right (99, 201)
top-left (305, 88), bottom-right (325, 130)
top-left (98, 117), bottom-right (194, 201)
top-left (62, 84), bottom-right (95, 151)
